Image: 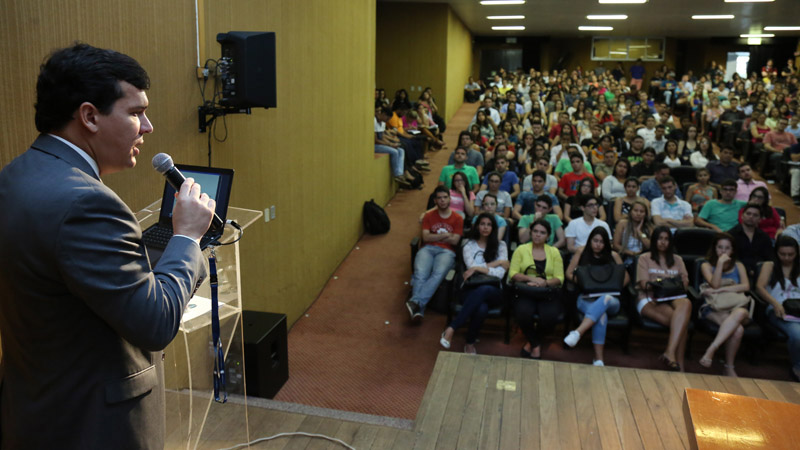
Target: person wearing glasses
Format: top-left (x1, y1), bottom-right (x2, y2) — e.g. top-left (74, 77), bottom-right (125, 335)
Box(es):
top-left (695, 179), bottom-right (746, 233)
top-left (564, 195), bottom-right (612, 254)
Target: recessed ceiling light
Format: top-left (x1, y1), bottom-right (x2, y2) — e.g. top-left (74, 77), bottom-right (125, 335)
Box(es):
top-left (725, 0), bottom-right (774, 3)
top-left (691, 15), bottom-right (735, 20)
top-left (480, 0), bottom-right (525, 5)
top-left (764, 26), bottom-right (800, 31)
top-left (579, 26), bottom-right (614, 31)
top-left (487, 15), bottom-right (526, 20)
top-left (587, 15), bottom-right (628, 20)
top-left (598, 0), bottom-right (647, 4)
top-left (740, 33), bottom-right (775, 38)
top-left (492, 26), bottom-right (526, 30)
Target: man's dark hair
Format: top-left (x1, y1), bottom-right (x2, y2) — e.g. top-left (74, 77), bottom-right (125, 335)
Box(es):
top-left (632, 135), bottom-right (644, 142)
top-left (720, 178), bottom-right (737, 189)
top-left (569, 151), bottom-right (584, 162)
top-left (531, 169), bottom-right (547, 181)
top-left (656, 124), bottom-right (666, 130)
top-left (653, 162), bottom-right (669, 173)
top-left (378, 105), bottom-right (392, 116)
top-left (738, 162), bottom-right (752, 172)
top-left (578, 194), bottom-right (597, 207)
top-left (454, 146), bottom-right (468, 154)
top-left (433, 186), bottom-right (450, 197)
top-left (534, 194), bottom-right (553, 208)
top-left (659, 175), bottom-right (676, 186)
top-left (35, 43), bottom-right (150, 133)
top-left (642, 147), bottom-right (656, 156)
top-left (742, 202), bottom-right (762, 217)
top-left (458, 130), bottom-right (472, 143)
top-left (720, 145), bottom-right (735, 154)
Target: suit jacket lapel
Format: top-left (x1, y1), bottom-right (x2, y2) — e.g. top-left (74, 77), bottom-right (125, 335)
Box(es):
top-left (30, 134), bottom-right (100, 182)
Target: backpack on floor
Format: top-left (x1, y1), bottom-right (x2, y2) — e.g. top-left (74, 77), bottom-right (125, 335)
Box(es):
top-left (363, 199), bottom-right (390, 235)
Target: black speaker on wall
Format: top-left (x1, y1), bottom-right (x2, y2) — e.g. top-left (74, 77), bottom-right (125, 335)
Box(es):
top-left (241, 310), bottom-right (288, 399)
top-left (216, 31), bottom-right (277, 109)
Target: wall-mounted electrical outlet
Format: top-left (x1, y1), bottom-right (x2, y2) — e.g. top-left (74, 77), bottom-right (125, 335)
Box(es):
top-left (270, 205), bottom-right (276, 220)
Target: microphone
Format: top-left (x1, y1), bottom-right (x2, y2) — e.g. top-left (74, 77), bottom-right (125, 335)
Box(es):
top-left (152, 153), bottom-right (224, 233)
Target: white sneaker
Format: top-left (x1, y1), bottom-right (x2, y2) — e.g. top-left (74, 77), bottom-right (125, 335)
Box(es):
top-left (563, 330), bottom-right (580, 348)
top-left (593, 360), bottom-right (605, 367)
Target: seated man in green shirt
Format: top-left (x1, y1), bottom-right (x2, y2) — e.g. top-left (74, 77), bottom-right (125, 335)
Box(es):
top-left (517, 195), bottom-right (565, 248)
top-left (695, 178), bottom-right (746, 232)
top-left (438, 146), bottom-right (480, 192)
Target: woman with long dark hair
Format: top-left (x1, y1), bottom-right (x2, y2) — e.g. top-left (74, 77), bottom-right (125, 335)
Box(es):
top-left (690, 136), bottom-right (717, 169)
top-left (564, 228), bottom-right (629, 366)
top-left (636, 226), bottom-right (692, 371)
top-left (697, 233), bottom-right (751, 377)
top-left (475, 108), bottom-right (497, 141)
top-left (509, 219), bottom-right (565, 359)
top-left (613, 200), bottom-right (654, 267)
top-left (441, 213), bottom-right (509, 354)
top-left (602, 159), bottom-right (631, 202)
top-left (563, 178), bottom-right (606, 223)
top-left (756, 236), bottom-right (800, 381)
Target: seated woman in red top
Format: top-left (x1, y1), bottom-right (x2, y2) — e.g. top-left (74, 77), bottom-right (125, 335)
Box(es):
top-left (738, 186), bottom-right (783, 239)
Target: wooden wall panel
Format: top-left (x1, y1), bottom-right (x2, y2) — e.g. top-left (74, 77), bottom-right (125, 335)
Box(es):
top-left (444, 9), bottom-right (473, 123)
top-left (0, 0), bottom-right (381, 328)
top-left (376, 2), bottom-right (448, 116)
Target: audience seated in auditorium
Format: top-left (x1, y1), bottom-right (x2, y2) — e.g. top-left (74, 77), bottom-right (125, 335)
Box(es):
top-left (565, 195), bottom-right (612, 254)
top-left (374, 105), bottom-right (407, 184)
top-left (564, 228), bottom-right (628, 366)
top-left (564, 178), bottom-right (607, 224)
top-left (448, 132), bottom-right (484, 176)
top-left (518, 195), bottom-right (565, 248)
top-left (636, 226), bottom-right (692, 372)
top-left (756, 236), bottom-right (800, 382)
top-left (621, 135), bottom-right (646, 167)
top-left (476, 173), bottom-right (513, 224)
top-left (406, 187), bottom-right (463, 322)
top-left (685, 167), bottom-right (718, 213)
top-left (728, 203), bottom-right (774, 276)
top-left (631, 147), bottom-right (658, 183)
top-left (440, 213), bottom-right (509, 355)
top-left (614, 177), bottom-right (651, 224)
top-left (513, 170), bottom-right (563, 220)
top-left (438, 147), bottom-right (480, 193)
top-left (558, 153), bottom-right (597, 201)
top-left (522, 156), bottom-right (559, 195)
top-left (651, 176), bottom-right (694, 234)
top-left (697, 233), bottom-right (752, 377)
top-left (613, 200), bottom-right (654, 268)
top-left (591, 135), bottom-right (619, 182)
top-left (509, 219), bottom-right (565, 359)
top-left (739, 186), bottom-right (783, 239)
top-left (706, 146), bottom-right (739, 186)
top-left (761, 117), bottom-right (797, 179)
top-left (472, 194), bottom-right (507, 241)
top-left (695, 179), bottom-right (746, 232)
top-left (602, 159), bottom-right (632, 203)
top-left (641, 163), bottom-right (683, 202)
top-left (735, 163), bottom-right (767, 202)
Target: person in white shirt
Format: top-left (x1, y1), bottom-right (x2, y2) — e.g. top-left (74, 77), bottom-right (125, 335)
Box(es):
top-left (565, 195), bottom-right (612, 253)
top-left (637, 116), bottom-right (657, 145)
top-left (651, 176), bottom-right (694, 234)
top-left (472, 97), bottom-right (501, 125)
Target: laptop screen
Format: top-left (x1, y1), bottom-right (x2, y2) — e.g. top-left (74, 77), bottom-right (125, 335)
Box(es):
top-left (159, 164), bottom-right (234, 224)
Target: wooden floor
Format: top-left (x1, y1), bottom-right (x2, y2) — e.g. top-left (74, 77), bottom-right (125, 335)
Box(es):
top-left (186, 352), bottom-right (800, 449)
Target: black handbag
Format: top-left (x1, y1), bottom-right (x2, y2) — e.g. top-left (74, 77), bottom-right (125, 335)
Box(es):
top-left (513, 264), bottom-right (560, 300)
top-left (647, 276), bottom-right (686, 300)
top-left (575, 264), bottom-right (626, 295)
top-left (783, 298), bottom-right (800, 317)
top-left (462, 273), bottom-right (501, 288)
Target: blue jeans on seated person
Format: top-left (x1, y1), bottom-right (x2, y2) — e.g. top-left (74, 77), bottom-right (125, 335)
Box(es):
top-left (767, 305), bottom-right (800, 371)
top-left (449, 284), bottom-right (503, 344)
top-left (374, 144), bottom-right (405, 177)
top-left (576, 294), bottom-right (621, 345)
top-left (411, 245), bottom-right (456, 313)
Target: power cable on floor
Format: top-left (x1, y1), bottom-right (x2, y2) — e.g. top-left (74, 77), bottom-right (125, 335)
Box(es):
top-left (215, 431), bottom-right (355, 450)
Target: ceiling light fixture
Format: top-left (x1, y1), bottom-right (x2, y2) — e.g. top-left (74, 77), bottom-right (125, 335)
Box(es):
top-left (480, 0), bottom-right (525, 5)
top-left (725, 0), bottom-right (774, 3)
top-left (764, 26), bottom-right (800, 31)
top-left (691, 15), bottom-right (735, 20)
top-left (492, 26), bottom-right (526, 30)
top-left (598, 0), bottom-right (647, 4)
top-left (487, 15), bottom-right (526, 20)
top-left (587, 15), bottom-right (628, 20)
top-left (579, 26), bottom-right (614, 31)
top-left (740, 33), bottom-right (774, 38)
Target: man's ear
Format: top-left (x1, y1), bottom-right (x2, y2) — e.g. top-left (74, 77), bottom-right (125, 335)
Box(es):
top-left (77, 102), bottom-right (100, 133)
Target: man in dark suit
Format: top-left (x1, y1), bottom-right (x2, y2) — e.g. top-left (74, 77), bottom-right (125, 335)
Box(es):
top-left (0, 44), bottom-right (216, 448)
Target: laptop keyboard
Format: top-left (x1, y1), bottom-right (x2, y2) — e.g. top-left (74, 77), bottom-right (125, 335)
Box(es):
top-left (143, 225), bottom-right (219, 250)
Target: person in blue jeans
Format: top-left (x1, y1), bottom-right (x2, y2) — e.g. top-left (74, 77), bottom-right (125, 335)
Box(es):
top-left (374, 105), bottom-right (406, 181)
top-left (406, 187), bottom-right (464, 321)
top-left (756, 236), bottom-right (800, 382)
top-left (564, 227), bottom-right (629, 366)
top-left (440, 213), bottom-right (509, 354)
